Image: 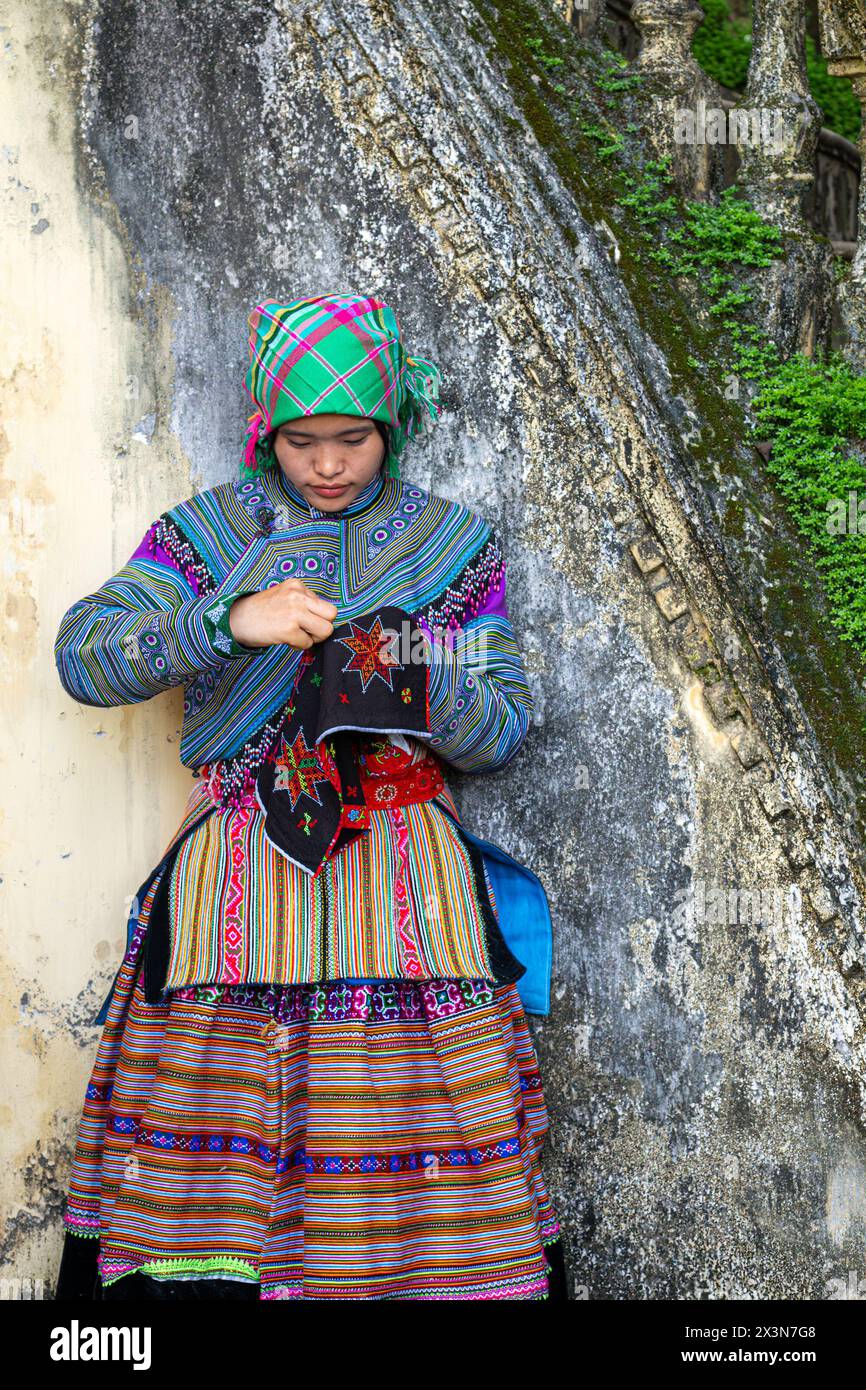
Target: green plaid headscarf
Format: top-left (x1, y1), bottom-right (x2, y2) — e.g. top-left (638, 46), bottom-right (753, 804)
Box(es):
top-left (241, 293), bottom-right (443, 480)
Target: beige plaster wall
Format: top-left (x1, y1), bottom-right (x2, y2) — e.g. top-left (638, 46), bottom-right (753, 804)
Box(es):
top-left (0, 0), bottom-right (193, 1290)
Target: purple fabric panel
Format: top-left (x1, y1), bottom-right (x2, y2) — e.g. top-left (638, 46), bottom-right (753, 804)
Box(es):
top-left (129, 524), bottom-right (200, 595)
top-left (477, 568), bottom-right (508, 621)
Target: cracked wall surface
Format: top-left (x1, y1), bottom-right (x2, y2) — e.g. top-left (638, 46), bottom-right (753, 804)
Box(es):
top-left (4, 0), bottom-right (866, 1297)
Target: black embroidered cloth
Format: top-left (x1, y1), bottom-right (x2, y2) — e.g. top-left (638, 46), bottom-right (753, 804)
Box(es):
top-left (254, 605), bottom-right (432, 876)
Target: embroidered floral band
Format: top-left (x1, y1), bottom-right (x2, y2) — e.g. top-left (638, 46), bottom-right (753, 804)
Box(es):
top-left (254, 605), bottom-right (433, 876)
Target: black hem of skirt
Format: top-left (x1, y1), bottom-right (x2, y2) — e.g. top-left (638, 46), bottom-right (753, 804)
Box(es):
top-left (53, 1228), bottom-right (570, 1301)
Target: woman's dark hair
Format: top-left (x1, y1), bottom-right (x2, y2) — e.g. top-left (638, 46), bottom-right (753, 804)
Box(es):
top-left (373, 419), bottom-right (391, 460)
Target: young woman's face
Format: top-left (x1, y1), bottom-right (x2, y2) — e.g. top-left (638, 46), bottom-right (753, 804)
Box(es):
top-left (272, 413), bottom-right (386, 512)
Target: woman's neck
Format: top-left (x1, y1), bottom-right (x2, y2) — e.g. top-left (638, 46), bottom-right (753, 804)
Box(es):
top-left (263, 464), bottom-right (389, 521)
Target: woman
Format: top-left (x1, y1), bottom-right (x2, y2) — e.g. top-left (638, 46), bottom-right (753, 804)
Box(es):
top-left (52, 292), bottom-right (566, 1301)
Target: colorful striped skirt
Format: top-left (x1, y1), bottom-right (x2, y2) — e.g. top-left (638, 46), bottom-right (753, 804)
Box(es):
top-left (58, 915), bottom-right (562, 1300)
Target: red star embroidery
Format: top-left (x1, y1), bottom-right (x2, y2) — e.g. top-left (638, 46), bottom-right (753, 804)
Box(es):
top-left (273, 730), bottom-right (332, 809)
top-left (336, 615), bottom-right (404, 692)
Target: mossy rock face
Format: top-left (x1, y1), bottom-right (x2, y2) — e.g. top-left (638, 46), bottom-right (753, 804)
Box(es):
top-left (61, 0), bottom-right (866, 1299)
top-left (472, 0), bottom-right (866, 830)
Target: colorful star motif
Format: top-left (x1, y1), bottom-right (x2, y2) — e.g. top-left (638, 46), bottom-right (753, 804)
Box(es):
top-left (336, 615), bottom-right (404, 693)
top-left (273, 730), bottom-right (331, 809)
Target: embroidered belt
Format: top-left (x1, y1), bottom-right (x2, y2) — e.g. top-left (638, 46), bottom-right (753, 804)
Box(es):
top-left (359, 751), bottom-right (445, 809)
top-left (200, 743), bottom-right (445, 816)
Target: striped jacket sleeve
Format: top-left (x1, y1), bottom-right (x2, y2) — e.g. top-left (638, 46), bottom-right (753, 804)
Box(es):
top-left (54, 515), bottom-right (267, 708)
top-left (417, 525), bottom-right (534, 773)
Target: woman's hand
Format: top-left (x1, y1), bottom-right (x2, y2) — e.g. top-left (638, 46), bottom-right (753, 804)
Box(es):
top-left (228, 579), bottom-right (338, 651)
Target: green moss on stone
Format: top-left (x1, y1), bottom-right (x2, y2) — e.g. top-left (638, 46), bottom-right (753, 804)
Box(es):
top-left (468, 0), bottom-right (866, 825)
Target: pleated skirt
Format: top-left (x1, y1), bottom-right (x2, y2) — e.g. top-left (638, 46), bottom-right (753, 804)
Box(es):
top-left (58, 916), bottom-right (563, 1301)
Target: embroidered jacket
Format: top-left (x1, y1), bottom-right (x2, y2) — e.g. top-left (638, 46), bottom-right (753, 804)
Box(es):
top-left (54, 465), bottom-right (541, 1013)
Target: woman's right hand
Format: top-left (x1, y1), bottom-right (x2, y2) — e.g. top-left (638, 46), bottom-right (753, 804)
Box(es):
top-left (228, 579), bottom-right (338, 651)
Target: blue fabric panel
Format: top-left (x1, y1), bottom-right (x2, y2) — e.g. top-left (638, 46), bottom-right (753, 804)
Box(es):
top-left (450, 820), bottom-right (553, 1017)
